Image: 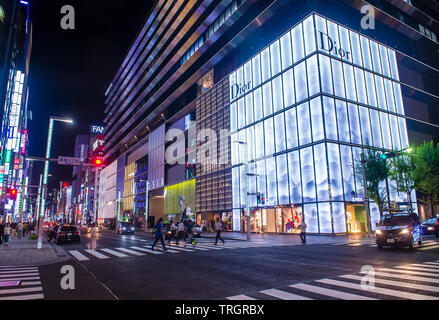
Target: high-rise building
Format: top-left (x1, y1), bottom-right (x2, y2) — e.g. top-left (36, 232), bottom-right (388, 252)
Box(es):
top-left (0, 0), bottom-right (32, 222)
top-left (102, 0), bottom-right (439, 234)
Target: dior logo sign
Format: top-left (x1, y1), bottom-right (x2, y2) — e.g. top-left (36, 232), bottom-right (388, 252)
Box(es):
top-left (318, 31), bottom-right (351, 60)
top-left (231, 81), bottom-right (251, 100)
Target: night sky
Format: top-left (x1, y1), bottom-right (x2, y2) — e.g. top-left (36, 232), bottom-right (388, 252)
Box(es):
top-left (27, 0), bottom-right (154, 189)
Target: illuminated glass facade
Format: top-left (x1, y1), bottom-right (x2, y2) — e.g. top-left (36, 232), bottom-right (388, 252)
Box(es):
top-left (229, 14), bottom-right (414, 234)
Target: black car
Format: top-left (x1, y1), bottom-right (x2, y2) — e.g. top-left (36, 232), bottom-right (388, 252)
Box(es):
top-left (116, 222), bottom-right (135, 235)
top-left (55, 225), bottom-right (80, 244)
top-left (376, 212), bottom-right (422, 249)
top-left (421, 216), bottom-right (439, 237)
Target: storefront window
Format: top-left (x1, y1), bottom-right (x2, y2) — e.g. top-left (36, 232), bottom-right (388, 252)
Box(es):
top-left (346, 204), bottom-right (368, 233)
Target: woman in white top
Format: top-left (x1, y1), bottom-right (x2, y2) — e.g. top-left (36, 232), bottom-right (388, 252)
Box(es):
top-left (3, 223), bottom-right (11, 246)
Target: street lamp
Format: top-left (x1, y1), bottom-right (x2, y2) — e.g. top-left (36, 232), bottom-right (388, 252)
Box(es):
top-left (233, 140), bottom-right (251, 241)
top-left (37, 116), bottom-right (73, 249)
top-left (139, 178), bottom-right (149, 231)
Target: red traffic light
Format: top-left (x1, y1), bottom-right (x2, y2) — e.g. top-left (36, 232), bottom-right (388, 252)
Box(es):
top-left (93, 158), bottom-right (103, 166)
top-left (62, 182), bottom-right (68, 188)
top-left (9, 188), bottom-right (17, 200)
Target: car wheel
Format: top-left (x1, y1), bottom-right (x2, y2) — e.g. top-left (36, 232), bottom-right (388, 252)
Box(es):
top-left (377, 244), bottom-right (383, 249)
top-left (436, 231), bottom-right (439, 238)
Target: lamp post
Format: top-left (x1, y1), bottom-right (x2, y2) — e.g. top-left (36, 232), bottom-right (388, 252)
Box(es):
top-left (37, 116), bottom-right (73, 249)
top-left (139, 178), bottom-right (149, 231)
top-left (234, 140), bottom-right (251, 241)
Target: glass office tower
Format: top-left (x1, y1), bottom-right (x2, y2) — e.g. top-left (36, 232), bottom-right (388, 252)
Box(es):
top-left (229, 13), bottom-right (416, 234)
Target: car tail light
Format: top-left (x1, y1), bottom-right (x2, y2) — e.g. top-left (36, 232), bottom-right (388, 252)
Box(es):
top-left (74, 231), bottom-right (80, 235)
top-left (59, 232), bottom-right (66, 236)
top-left (436, 220), bottom-right (439, 226)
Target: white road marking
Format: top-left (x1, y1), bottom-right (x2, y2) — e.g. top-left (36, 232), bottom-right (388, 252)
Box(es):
top-left (69, 250), bottom-right (90, 261)
top-left (260, 288), bottom-right (312, 300)
top-left (340, 274), bottom-right (439, 293)
top-left (226, 295), bottom-right (256, 300)
top-left (0, 293), bottom-right (44, 300)
top-left (100, 248), bottom-right (129, 258)
top-left (20, 281), bottom-right (42, 286)
top-left (395, 265), bottom-right (439, 273)
top-left (379, 268), bottom-right (439, 278)
top-left (291, 283), bottom-right (376, 300)
top-left (316, 278), bottom-right (439, 300)
top-left (85, 250), bottom-right (110, 259)
top-left (116, 247), bottom-right (146, 256)
top-left (361, 271), bottom-right (439, 284)
top-left (0, 273), bottom-right (39, 278)
top-left (0, 286), bottom-right (43, 295)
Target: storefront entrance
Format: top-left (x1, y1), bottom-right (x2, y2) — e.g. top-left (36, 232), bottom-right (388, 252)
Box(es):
top-left (241, 206), bottom-right (303, 233)
top-left (346, 204), bottom-right (368, 234)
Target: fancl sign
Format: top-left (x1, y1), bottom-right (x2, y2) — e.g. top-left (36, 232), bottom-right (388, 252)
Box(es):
top-left (90, 125), bottom-right (105, 134)
top-left (318, 32), bottom-right (351, 60)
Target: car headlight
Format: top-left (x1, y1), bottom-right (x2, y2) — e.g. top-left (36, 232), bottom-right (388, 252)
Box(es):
top-left (131, 227), bottom-right (135, 230)
top-left (427, 227), bottom-right (434, 231)
top-left (376, 229), bottom-right (382, 235)
top-left (122, 227), bottom-right (126, 231)
top-left (400, 228), bottom-right (409, 234)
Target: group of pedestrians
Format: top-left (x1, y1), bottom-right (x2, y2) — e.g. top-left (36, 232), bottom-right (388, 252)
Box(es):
top-left (150, 217), bottom-right (226, 252)
top-left (0, 221), bottom-right (35, 246)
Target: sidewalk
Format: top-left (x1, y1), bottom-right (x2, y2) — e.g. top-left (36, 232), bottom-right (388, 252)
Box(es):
top-left (0, 234), bottom-right (71, 267)
top-left (133, 228), bottom-right (371, 245)
top-left (199, 231), bottom-right (370, 245)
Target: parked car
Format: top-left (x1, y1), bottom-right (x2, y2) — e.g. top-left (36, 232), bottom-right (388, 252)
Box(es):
top-left (80, 224), bottom-right (100, 234)
top-left (116, 222), bottom-right (135, 235)
top-left (376, 212), bottom-right (422, 249)
top-left (421, 216), bottom-right (439, 237)
top-left (55, 225), bottom-right (80, 244)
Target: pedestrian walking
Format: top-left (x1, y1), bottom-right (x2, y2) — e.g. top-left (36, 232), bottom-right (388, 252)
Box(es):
top-left (214, 218), bottom-right (225, 245)
top-left (185, 219), bottom-right (196, 248)
top-left (0, 223), bottom-right (4, 245)
top-left (151, 218), bottom-right (167, 252)
top-left (13, 222), bottom-right (19, 240)
top-left (23, 222), bottom-right (27, 236)
top-left (200, 221), bottom-right (206, 232)
top-left (3, 223), bottom-right (11, 246)
top-left (299, 220), bottom-right (307, 244)
top-left (18, 221), bottom-right (23, 239)
top-left (176, 220), bottom-right (185, 245)
top-left (90, 223), bottom-right (97, 250)
top-left (166, 220), bottom-right (177, 245)
top-left (47, 225), bottom-right (56, 243)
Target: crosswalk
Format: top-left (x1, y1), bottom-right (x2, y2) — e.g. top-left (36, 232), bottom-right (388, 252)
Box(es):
top-left (331, 239), bottom-right (439, 250)
top-left (0, 266), bottom-right (44, 300)
top-left (226, 260), bottom-right (439, 300)
top-left (67, 240), bottom-right (292, 262)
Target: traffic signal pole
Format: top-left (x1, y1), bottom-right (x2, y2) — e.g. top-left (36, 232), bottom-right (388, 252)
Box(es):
top-left (360, 153), bottom-right (372, 238)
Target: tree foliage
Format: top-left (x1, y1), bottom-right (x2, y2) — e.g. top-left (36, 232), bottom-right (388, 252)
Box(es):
top-left (356, 149), bottom-right (389, 216)
top-left (412, 141), bottom-right (439, 216)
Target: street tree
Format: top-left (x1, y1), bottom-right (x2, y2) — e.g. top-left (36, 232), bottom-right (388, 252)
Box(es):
top-left (356, 149), bottom-right (390, 217)
top-left (412, 141), bottom-right (439, 217)
top-left (389, 153), bottom-right (416, 211)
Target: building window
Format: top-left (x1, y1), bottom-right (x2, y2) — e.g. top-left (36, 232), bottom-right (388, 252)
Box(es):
top-left (419, 24), bottom-right (438, 43)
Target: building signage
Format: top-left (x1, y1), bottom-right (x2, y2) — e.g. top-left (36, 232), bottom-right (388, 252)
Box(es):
top-left (230, 81), bottom-right (252, 100)
top-left (90, 125), bottom-right (105, 134)
top-left (58, 156), bottom-right (83, 166)
top-left (317, 32), bottom-right (351, 60)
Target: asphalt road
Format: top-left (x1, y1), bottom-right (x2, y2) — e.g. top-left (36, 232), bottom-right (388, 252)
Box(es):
top-left (23, 230), bottom-right (438, 300)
